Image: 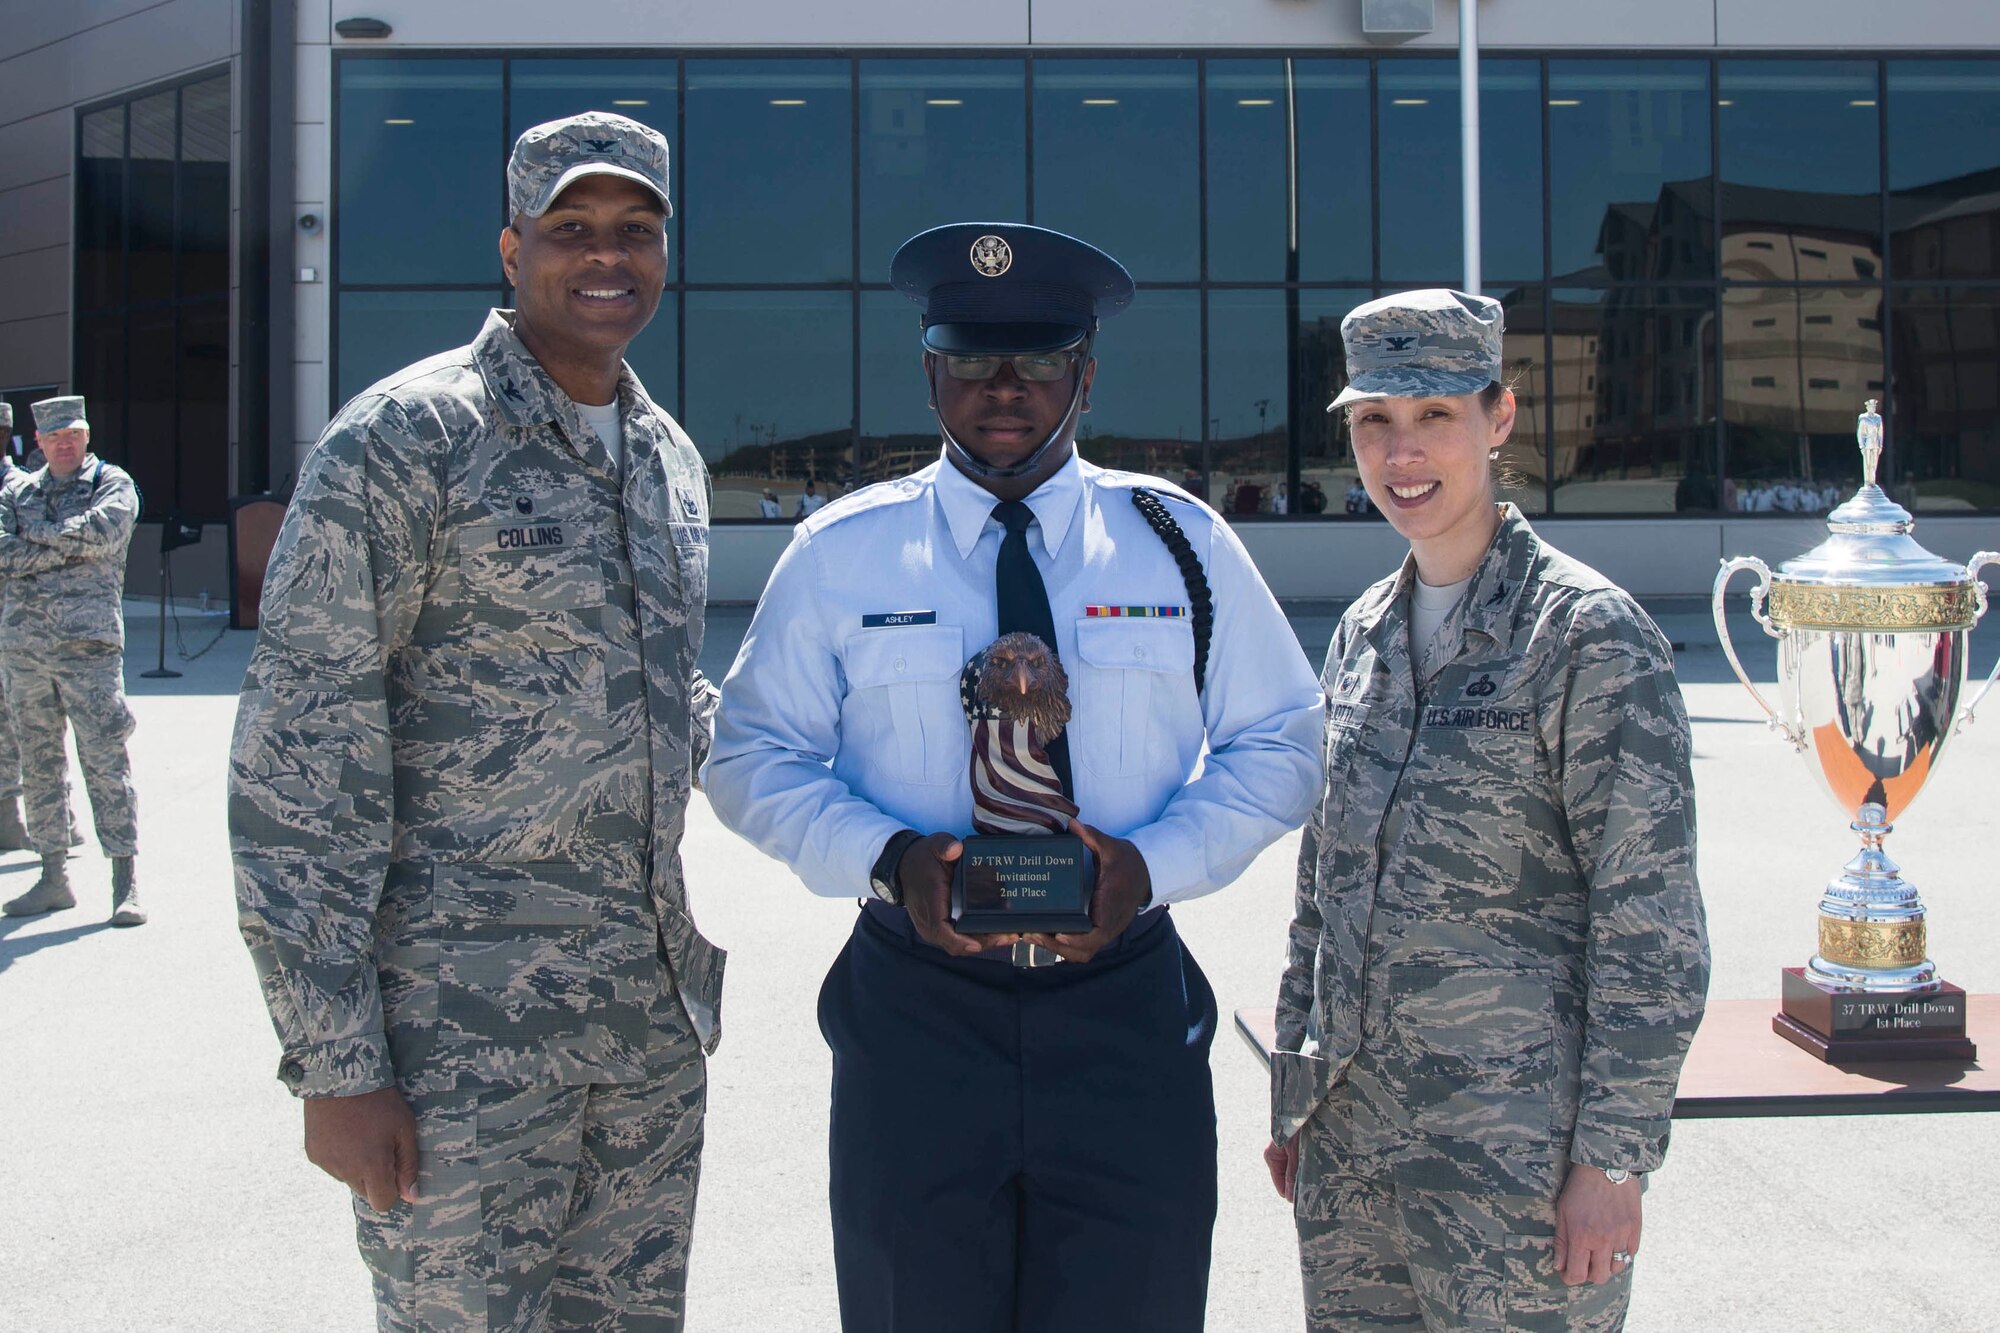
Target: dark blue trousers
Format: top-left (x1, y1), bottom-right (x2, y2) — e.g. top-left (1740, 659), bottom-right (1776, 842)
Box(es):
top-left (818, 903), bottom-right (1219, 1333)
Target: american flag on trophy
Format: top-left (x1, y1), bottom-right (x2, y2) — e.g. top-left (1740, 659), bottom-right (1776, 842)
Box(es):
top-left (960, 632), bottom-right (1078, 836)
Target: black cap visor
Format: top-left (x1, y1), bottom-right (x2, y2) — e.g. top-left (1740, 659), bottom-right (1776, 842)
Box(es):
top-left (922, 322), bottom-right (1088, 356)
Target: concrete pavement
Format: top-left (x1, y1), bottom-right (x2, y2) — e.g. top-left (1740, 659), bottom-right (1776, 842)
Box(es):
top-left (2, 599), bottom-right (1997, 1330)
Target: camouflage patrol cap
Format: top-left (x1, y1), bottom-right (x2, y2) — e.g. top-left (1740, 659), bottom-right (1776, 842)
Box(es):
top-left (1328, 288), bottom-right (1503, 411)
top-left (508, 111), bottom-right (672, 221)
top-left (0, 402), bottom-right (10, 430)
top-left (31, 395), bottom-right (88, 432)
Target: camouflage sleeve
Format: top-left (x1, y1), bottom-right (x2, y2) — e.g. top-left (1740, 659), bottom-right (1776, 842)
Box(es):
top-left (17, 466), bottom-right (139, 554)
top-left (1270, 618), bottom-right (1343, 1145)
top-left (1555, 591), bottom-right (1711, 1173)
top-left (0, 488), bottom-right (74, 574)
top-left (229, 397), bottom-right (442, 1099)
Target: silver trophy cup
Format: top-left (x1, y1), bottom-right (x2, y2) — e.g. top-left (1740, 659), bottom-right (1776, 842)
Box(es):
top-left (1715, 403), bottom-right (1998, 1028)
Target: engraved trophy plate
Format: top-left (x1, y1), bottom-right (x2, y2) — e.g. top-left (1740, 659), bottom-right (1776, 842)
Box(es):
top-left (1715, 401), bottom-right (1998, 1062)
top-left (952, 834), bottom-right (1097, 934)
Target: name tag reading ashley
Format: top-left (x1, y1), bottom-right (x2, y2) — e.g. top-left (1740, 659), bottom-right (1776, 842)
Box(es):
top-left (951, 833), bottom-right (1097, 935)
top-left (862, 610), bottom-right (937, 628)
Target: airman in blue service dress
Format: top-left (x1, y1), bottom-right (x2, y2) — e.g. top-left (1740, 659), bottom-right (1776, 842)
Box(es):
top-left (705, 223), bottom-right (1324, 1332)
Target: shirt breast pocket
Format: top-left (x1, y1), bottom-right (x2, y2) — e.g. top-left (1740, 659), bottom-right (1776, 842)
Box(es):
top-left (1072, 618), bottom-right (1197, 778)
top-left (842, 624), bottom-right (965, 787)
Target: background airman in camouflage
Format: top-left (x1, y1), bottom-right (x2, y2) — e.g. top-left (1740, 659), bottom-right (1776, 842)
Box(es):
top-left (0, 395), bottom-right (143, 925)
top-left (1269, 290), bottom-right (1710, 1331)
top-left (0, 398), bottom-right (25, 853)
top-left (230, 110), bottom-right (722, 1331)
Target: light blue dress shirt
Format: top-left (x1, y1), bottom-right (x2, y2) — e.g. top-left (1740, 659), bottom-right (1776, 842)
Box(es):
top-left (702, 452), bottom-right (1325, 906)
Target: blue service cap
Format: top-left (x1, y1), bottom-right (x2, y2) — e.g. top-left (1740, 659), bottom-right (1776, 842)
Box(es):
top-left (890, 222), bottom-right (1135, 355)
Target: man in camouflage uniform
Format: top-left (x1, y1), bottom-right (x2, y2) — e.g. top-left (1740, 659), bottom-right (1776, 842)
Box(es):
top-left (231, 112), bottom-right (722, 1331)
top-left (1268, 290), bottom-right (1710, 1330)
top-left (0, 399), bottom-right (26, 852)
top-left (0, 395), bottom-right (143, 925)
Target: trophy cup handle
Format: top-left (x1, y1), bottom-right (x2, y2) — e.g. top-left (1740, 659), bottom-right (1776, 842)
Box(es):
top-left (1958, 551), bottom-right (2000, 725)
top-left (1713, 556), bottom-right (1802, 747)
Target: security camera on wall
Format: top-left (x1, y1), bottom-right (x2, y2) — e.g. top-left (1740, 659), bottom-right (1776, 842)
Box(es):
top-left (298, 213), bottom-right (321, 235)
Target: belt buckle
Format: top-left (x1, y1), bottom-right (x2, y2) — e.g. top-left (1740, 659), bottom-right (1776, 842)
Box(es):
top-left (1010, 941), bottom-right (1063, 968)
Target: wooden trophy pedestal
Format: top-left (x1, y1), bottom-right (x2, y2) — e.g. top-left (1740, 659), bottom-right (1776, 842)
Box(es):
top-left (1774, 967), bottom-right (1978, 1063)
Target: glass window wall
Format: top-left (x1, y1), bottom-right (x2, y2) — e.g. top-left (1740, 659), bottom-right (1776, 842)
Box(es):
top-left (860, 60), bottom-right (1026, 281)
top-left (1074, 289), bottom-right (1201, 483)
top-left (1549, 287), bottom-right (1720, 514)
top-left (1890, 288), bottom-right (2000, 511)
top-left (686, 291), bottom-right (853, 519)
top-left (324, 51), bottom-right (2000, 519)
top-left (684, 60), bottom-right (851, 284)
top-left (1547, 61), bottom-right (1711, 283)
top-left (72, 71), bottom-right (232, 520)
top-left (1889, 63), bottom-right (2000, 282)
top-left (1721, 285), bottom-right (1884, 512)
top-left (338, 59), bottom-right (503, 286)
top-left (1033, 59), bottom-right (1200, 282)
top-left (1377, 58), bottom-right (1540, 285)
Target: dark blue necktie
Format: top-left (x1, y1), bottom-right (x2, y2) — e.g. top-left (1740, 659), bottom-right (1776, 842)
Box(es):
top-left (991, 499), bottom-right (1073, 799)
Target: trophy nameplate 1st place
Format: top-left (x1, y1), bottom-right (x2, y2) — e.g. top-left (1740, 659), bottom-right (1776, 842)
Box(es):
top-left (1715, 401), bottom-right (1997, 1062)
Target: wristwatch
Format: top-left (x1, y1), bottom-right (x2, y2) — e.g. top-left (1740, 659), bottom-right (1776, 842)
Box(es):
top-left (869, 828), bottom-right (924, 907)
top-left (1598, 1166), bottom-right (1635, 1185)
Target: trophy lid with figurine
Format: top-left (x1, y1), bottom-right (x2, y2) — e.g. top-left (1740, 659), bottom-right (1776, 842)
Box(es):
top-left (1761, 401), bottom-right (1982, 631)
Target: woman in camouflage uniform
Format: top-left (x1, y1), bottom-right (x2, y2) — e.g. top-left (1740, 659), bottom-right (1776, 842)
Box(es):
top-left (1266, 290), bottom-right (1710, 1330)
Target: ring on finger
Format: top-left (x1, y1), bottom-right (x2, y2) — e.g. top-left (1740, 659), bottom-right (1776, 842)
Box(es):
top-left (1611, 1250), bottom-right (1634, 1264)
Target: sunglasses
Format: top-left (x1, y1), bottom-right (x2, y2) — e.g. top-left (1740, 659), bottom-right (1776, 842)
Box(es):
top-left (940, 348), bottom-right (1082, 383)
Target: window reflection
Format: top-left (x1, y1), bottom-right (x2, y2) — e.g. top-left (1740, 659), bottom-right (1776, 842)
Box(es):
top-left (1294, 290), bottom-right (1368, 517)
top-left (1075, 289), bottom-right (1201, 488)
top-left (860, 60), bottom-right (1025, 281)
top-left (338, 60), bottom-right (503, 286)
top-left (684, 60), bottom-right (850, 283)
top-left (622, 294), bottom-right (678, 421)
top-left (1719, 61), bottom-right (1879, 197)
top-left (1547, 61), bottom-right (1711, 282)
top-left (1890, 288), bottom-right (2000, 511)
top-left (125, 307), bottom-right (176, 511)
top-left (1207, 61), bottom-right (1373, 284)
top-left (128, 90), bottom-right (177, 306)
top-left (686, 291), bottom-right (853, 519)
top-left (78, 107), bottom-right (123, 312)
top-left (180, 77), bottom-right (232, 300)
top-left (1491, 285), bottom-right (1550, 514)
top-left (177, 299), bottom-right (231, 518)
top-left (1479, 62), bottom-right (1543, 283)
top-left (1889, 63), bottom-right (2000, 281)
top-left (859, 289), bottom-right (937, 485)
top-left (1721, 286), bottom-right (1883, 512)
top-left (1207, 290), bottom-right (1290, 514)
top-left (1550, 288), bottom-right (1718, 513)
top-left (1377, 59), bottom-right (1540, 284)
top-left (1033, 60), bottom-right (1199, 281)
top-left (73, 315), bottom-right (124, 462)
top-left (337, 290), bottom-right (499, 403)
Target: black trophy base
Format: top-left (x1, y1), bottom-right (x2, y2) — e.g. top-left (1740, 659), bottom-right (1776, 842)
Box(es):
top-left (951, 833), bottom-right (1096, 935)
top-left (1773, 967), bottom-right (1978, 1064)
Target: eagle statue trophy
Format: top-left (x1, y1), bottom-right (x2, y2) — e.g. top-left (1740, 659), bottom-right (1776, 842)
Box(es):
top-left (959, 632), bottom-right (1076, 835)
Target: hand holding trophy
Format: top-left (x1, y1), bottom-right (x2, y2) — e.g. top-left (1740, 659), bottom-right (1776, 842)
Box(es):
top-left (950, 633), bottom-right (1097, 936)
top-left (1715, 400), bottom-right (1999, 1061)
